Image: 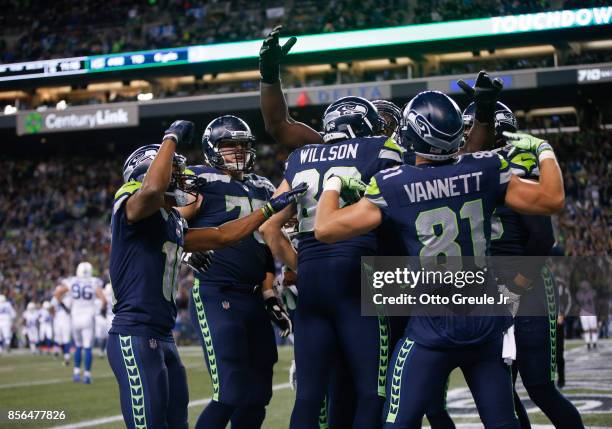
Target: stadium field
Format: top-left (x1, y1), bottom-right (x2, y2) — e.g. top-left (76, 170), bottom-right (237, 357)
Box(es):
top-left (0, 340), bottom-right (610, 429)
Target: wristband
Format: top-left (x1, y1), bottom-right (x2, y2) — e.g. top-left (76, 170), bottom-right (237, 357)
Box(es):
top-left (323, 176), bottom-right (342, 193)
top-left (261, 203), bottom-right (275, 219)
top-left (538, 150), bottom-right (556, 162)
top-left (163, 133), bottom-right (178, 144)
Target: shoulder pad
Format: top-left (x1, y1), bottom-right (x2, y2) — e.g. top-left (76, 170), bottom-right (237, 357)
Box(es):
top-left (247, 174), bottom-right (276, 192)
top-left (114, 180), bottom-right (142, 201)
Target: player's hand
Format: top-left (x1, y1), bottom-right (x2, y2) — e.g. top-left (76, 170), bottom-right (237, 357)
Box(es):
top-left (504, 131), bottom-right (554, 159)
top-left (289, 359), bottom-right (297, 390)
top-left (457, 70), bottom-right (503, 123)
top-left (181, 250), bottom-right (214, 275)
top-left (163, 120), bottom-right (195, 148)
top-left (264, 295), bottom-right (293, 337)
top-left (259, 25), bottom-right (297, 84)
top-left (262, 182), bottom-right (308, 219)
top-left (332, 175), bottom-right (366, 205)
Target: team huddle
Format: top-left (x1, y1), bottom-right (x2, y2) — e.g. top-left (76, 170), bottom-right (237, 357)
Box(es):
top-left (100, 27), bottom-right (584, 429)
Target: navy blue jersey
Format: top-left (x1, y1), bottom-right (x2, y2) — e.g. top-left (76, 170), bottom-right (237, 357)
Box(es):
top-left (366, 152), bottom-right (512, 347)
top-left (284, 136), bottom-right (404, 262)
top-left (188, 166), bottom-right (276, 288)
top-left (490, 148), bottom-right (556, 316)
top-left (109, 181), bottom-right (186, 340)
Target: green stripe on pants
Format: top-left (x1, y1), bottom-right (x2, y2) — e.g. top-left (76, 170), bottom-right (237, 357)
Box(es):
top-left (119, 335), bottom-right (148, 429)
top-left (192, 279), bottom-right (220, 401)
top-left (378, 316), bottom-right (390, 397)
top-left (386, 338), bottom-right (415, 423)
top-left (542, 265), bottom-right (557, 381)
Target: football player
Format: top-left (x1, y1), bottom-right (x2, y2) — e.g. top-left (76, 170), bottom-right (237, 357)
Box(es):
top-left (108, 120), bottom-right (303, 429)
top-left (314, 91), bottom-right (565, 428)
top-left (177, 115), bottom-right (297, 429)
top-left (23, 302), bottom-right (39, 354)
top-left (95, 294), bottom-right (108, 357)
top-left (0, 295), bottom-right (15, 354)
top-left (463, 101), bottom-right (585, 429)
top-left (38, 301), bottom-right (54, 354)
top-left (55, 261), bottom-right (106, 383)
top-left (260, 96), bottom-right (405, 428)
top-left (51, 290), bottom-right (72, 365)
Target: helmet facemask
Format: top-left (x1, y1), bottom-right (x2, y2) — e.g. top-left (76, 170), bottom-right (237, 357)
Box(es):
top-left (216, 139), bottom-right (256, 173)
top-left (165, 154), bottom-right (202, 207)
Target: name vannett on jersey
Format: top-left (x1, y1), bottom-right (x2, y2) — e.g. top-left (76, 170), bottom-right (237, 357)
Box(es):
top-left (405, 171), bottom-right (483, 203)
top-left (300, 143), bottom-right (359, 163)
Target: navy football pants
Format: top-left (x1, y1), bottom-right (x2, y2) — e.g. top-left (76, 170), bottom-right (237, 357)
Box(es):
top-left (383, 336), bottom-right (519, 429)
top-left (512, 316), bottom-right (584, 429)
top-left (107, 334), bottom-right (189, 429)
top-left (290, 256), bottom-right (387, 429)
top-left (190, 280), bottom-right (277, 429)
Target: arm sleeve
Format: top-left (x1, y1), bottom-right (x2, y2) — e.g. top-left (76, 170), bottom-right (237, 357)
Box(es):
top-left (264, 246), bottom-right (276, 274)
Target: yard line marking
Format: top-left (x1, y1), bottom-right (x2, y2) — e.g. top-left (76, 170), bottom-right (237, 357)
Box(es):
top-left (48, 383), bottom-right (292, 429)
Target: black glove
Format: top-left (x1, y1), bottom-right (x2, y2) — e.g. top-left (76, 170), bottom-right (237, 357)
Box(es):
top-left (457, 71), bottom-right (503, 124)
top-left (259, 25), bottom-right (297, 84)
top-left (182, 251), bottom-right (214, 275)
top-left (163, 120), bottom-right (195, 148)
top-left (261, 182), bottom-right (308, 219)
top-left (264, 295), bottom-right (292, 337)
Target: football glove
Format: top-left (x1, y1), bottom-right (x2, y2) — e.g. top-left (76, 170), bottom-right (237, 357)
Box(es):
top-left (181, 251), bottom-right (214, 275)
top-left (261, 182), bottom-right (308, 219)
top-left (333, 175), bottom-right (366, 205)
top-left (259, 25), bottom-right (297, 84)
top-left (457, 71), bottom-right (503, 124)
top-left (163, 120), bottom-right (195, 148)
top-left (264, 295), bottom-right (293, 337)
top-left (503, 131), bottom-right (554, 160)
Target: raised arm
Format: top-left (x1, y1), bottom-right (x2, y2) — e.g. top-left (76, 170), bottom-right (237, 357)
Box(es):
top-left (125, 121), bottom-right (194, 223)
top-left (457, 71), bottom-right (503, 152)
top-left (259, 26), bottom-right (323, 148)
top-left (504, 133), bottom-right (565, 215)
top-left (184, 183), bottom-right (307, 252)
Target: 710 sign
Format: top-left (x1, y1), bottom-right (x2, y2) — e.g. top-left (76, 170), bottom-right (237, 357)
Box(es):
top-left (577, 67), bottom-right (612, 82)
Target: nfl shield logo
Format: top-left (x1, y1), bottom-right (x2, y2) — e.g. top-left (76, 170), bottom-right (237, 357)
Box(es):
top-left (222, 301), bottom-right (230, 310)
top-left (149, 339), bottom-right (157, 349)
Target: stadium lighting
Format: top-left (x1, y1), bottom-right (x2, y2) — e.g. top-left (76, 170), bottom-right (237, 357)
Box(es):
top-left (137, 92), bottom-right (154, 101)
top-left (56, 100), bottom-right (67, 110)
top-left (4, 104), bottom-right (17, 115)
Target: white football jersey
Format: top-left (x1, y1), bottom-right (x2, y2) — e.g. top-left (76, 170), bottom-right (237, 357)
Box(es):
top-left (51, 295), bottom-right (71, 319)
top-left (0, 301), bottom-right (15, 323)
top-left (38, 308), bottom-right (52, 325)
top-left (63, 276), bottom-right (103, 317)
top-left (23, 310), bottom-right (39, 329)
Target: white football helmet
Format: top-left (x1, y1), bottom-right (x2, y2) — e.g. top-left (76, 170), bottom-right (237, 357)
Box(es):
top-left (76, 262), bottom-right (93, 278)
top-left (0, 294), bottom-right (6, 303)
top-left (27, 302), bottom-right (36, 311)
top-left (42, 301), bottom-right (51, 310)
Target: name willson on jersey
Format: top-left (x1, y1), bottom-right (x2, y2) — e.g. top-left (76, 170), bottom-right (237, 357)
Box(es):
top-left (300, 143), bottom-right (359, 163)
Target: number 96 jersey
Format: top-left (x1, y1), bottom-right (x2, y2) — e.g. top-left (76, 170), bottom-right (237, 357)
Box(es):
top-left (109, 181), bottom-right (186, 340)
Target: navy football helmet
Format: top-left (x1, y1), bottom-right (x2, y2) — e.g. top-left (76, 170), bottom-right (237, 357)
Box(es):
top-left (322, 96), bottom-right (383, 143)
top-left (372, 99), bottom-right (402, 140)
top-left (462, 101), bottom-right (518, 146)
top-left (122, 144), bottom-right (201, 206)
top-left (400, 91), bottom-right (463, 161)
top-left (202, 115), bottom-right (256, 172)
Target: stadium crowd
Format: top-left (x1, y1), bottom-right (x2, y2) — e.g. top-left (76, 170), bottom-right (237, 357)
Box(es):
top-left (1, 0), bottom-right (609, 63)
top-left (0, 130), bottom-right (609, 313)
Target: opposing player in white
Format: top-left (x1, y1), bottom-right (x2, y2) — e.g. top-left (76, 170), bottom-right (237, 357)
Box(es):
top-left (54, 262), bottom-right (106, 384)
top-left (0, 295), bottom-right (16, 354)
top-left (94, 295), bottom-right (108, 358)
top-left (51, 291), bottom-right (72, 365)
top-left (38, 301), bottom-right (54, 354)
top-left (23, 302), bottom-right (40, 354)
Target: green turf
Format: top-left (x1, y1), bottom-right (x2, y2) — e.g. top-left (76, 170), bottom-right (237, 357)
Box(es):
top-left (0, 343), bottom-right (610, 428)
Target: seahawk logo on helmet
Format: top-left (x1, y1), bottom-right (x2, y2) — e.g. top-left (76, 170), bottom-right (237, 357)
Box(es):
top-left (462, 101), bottom-right (517, 147)
top-left (401, 91), bottom-right (463, 161)
top-left (322, 96), bottom-right (382, 143)
top-left (201, 115), bottom-right (256, 172)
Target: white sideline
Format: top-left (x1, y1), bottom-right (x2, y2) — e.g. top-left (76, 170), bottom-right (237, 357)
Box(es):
top-left (49, 382), bottom-right (292, 429)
